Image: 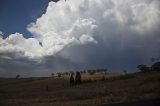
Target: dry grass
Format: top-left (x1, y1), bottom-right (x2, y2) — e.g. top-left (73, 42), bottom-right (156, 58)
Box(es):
top-left (62, 72), bottom-right (121, 80)
top-left (0, 71), bottom-right (160, 106)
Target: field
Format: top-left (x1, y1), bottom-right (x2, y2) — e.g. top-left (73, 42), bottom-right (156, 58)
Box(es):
top-left (0, 71), bottom-right (160, 106)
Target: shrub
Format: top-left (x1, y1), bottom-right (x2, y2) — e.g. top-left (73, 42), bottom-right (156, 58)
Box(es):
top-left (57, 73), bottom-right (61, 78)
top-left (70, 73), bottom-right (75, 86)
top-left (51, 73), bottom-right (55, 78)
top-left (16, 75), bottom-right (20, 79)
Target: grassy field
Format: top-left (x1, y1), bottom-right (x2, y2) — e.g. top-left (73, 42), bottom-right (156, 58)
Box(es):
top-left (0, 71), bottom-right (160, 106)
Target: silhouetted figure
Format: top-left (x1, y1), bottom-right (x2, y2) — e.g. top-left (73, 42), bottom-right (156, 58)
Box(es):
top-left (75, 72), bottom-right (81, 85)
top-left (70, 73), bottom-right (74, 86)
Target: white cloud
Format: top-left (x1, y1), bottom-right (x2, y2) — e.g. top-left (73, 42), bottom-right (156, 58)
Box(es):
top-left (0, 31), bottom-right (3, 34)
top-left (0, 31), bottom-right (3, 39)
top-left (80, 34), bottom-right (97, 44)
top-left (0, 0), bottom-right (160, 60)
top-left (0, 33), bottom-right (43, 58)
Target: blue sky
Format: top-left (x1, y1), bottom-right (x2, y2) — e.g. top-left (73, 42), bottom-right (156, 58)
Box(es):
top-left (0, 0), bottom-right (58, 38)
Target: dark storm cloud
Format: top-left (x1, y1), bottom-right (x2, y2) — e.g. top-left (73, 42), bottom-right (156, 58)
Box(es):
top-left (0, 54), bottom-right (82, 77)
top-left (58, 29), bottom-right (160, 72)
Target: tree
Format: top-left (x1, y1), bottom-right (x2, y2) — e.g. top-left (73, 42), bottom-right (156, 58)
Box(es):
top-left (103, 69), bottom-right (108, 74)
top-left (75, 72), bottom-right (81, 85)
top-left (151, 62), bottom-right (160, 71)
top-left (57, 73), bottom-right (61, 78)
top-left (16, 74), bottom-right (20, 79)
top-left (51, 73), bottom-right (55, 78)
top-left (87, 70), bottom-right (96, 75)
top-left (16, 75), bottom-right (20, 79)
top-left (70, 73), bottom-right (74, 86)
top-left (123, 70), bottom-right (127, 75)
top-left (137, 64), bottom-right (150, 72)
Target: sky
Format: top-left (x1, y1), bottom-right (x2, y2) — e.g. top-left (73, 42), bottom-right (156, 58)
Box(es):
top-left (0, 0), bottom-right (58, 37)
top-left (0, 0), bottom-right (160, 77)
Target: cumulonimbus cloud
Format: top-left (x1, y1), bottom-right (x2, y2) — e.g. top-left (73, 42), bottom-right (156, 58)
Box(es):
top-left (0, 0), bottom-right (160, 77)
top-left (0, 0), bottom-right (160, 60)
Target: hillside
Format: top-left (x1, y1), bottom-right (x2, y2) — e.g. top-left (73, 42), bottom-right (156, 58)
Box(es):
top-left (0, 71), bottom-right (160, 106)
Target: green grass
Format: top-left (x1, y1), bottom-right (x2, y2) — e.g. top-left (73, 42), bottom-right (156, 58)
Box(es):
top-left (0, 71), bottom-right (160, 106)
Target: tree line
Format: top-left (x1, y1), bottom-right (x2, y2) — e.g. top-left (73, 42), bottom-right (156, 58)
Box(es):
top-left (137, 61), bottom-right (160, 72)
